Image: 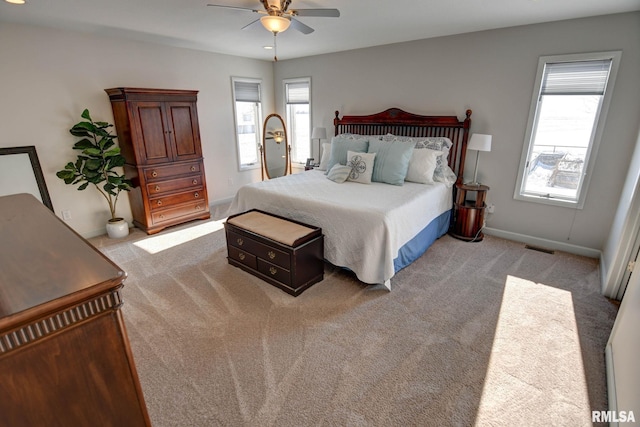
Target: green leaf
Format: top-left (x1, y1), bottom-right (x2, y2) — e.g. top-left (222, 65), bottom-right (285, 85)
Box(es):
top-left (80, 109), bottom-right (92, 121)
top-left (82, 147), bottom-right (102, 156)
top-left (109, 156), bottom-right (126, 168)
top-left (56, 170), bottom-right (74, 180)
top-left (70, 121), bottom-right (98, 135)
top-left (73, 139), bottom-right (95, 150)
top-left (84, 158), bottom-right (102, 171)
top-left (78, 182), bottom-right (89, 191)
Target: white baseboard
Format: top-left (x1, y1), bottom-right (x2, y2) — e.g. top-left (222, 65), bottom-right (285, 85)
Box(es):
top-left (483, 227), bottom-right (602, 259)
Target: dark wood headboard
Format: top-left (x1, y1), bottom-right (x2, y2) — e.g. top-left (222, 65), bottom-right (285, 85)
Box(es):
top-left (334, 108), bottom-right (472, 183)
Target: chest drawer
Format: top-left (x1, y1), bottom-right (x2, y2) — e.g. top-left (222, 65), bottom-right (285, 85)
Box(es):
top-left (228, 245), bottom-right (257, 270)
top-left (151, 200), bottom-right (207, 224)
top-left (147, 174), bottom-right (203, 196)
top-left (149, 189), bottom-right (204, 211)
top-left (143, 161), bottom-right (202, 181)
top-left (257, 259), bottom-right (291, 286)
top-left (227, 230), bottom-right (290, 269)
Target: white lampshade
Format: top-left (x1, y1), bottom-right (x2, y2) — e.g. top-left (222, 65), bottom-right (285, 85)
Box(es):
top-left (260, 16), bottom-right (291, 33)
top-left (311, 127), bottom-right (327, 140)
top-left (468, 134), bottom-right (492, 152)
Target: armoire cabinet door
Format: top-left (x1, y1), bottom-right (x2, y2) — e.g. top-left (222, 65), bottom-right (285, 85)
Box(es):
top-left (132, 101), bottom-right (173, 165)
top-left (166, 102), bottom-right (202, 161)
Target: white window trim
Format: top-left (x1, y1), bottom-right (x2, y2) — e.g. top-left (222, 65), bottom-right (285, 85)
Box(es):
top-left (231, 77), bottom-right (262, 172)
top-left (283, 77), bottom-right (311, 167)
top-left (514, 51), bottom-right (622, 209)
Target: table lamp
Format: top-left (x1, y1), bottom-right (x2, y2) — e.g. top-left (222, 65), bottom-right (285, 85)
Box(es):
top-left (311, 127), bottom-right (327, 165)
top-left (467, 133), bottom-right (492, 186)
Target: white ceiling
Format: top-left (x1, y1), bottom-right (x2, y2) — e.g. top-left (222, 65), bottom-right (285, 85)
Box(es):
top-left (1, 0), bottom-right (638, 61)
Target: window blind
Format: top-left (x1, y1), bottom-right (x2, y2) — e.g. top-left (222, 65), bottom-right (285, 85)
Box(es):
top-left (285, 82), bottom-right (309, 104)
top-left (234, 81), bottom-right (261, 102)
top-left (541, 59), bottom-right (612, 96)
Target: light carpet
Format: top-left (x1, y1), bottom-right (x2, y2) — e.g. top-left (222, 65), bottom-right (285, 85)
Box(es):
top-left (90, 211), bottom-right (618, 427)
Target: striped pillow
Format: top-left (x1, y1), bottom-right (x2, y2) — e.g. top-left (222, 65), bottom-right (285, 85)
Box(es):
top-left (327, 164), bottom-right (352, 183)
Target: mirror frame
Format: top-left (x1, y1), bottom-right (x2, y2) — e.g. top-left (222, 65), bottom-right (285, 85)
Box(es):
top-left (261, 113), bottom-right (290, 180)
top-left (0, 146), bottom-right (54, 212)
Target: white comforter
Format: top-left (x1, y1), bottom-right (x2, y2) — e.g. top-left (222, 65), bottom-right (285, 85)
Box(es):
top-left (228, 170), bottom-right (452, 288)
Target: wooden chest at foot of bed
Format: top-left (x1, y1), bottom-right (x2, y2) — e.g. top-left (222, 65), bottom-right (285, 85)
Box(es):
top-left (224, 209), bottom-right (324, 296)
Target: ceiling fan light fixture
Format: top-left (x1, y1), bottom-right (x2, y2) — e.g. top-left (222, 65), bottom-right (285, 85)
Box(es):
top-left (260, 15), bottom-right (290, 33)
top-left (5, 0), bottom-right (26, 4)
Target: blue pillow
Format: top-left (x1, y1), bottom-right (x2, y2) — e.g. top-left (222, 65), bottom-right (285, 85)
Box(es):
top-left (367, 139), bottom-right (415, 185)
top-left (326, 164), bottom-right (352, 183)
top-left (325, 137), bottom-right (369, 174)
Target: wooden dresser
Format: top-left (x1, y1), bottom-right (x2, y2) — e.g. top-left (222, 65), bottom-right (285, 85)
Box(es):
top-left (225, 210), bottom-right (324, 296)
top-left (106, 87), bottom-right (210, 234)
top-left (0, 194), bottom-right (151, 426)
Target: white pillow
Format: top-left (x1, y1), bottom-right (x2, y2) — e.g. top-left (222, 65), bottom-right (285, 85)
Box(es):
top-left (405, 149), bottom-right (443, 184)
top-left (317, 142), bottom-right (332, 171)
top-left (327, 164), bottom-right (352, 183)
top-left (346, 151), bottom-right (376, 184)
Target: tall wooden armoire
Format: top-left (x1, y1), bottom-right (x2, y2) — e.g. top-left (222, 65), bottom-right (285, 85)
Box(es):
top-left (106, 88), bottom-right (210, 234)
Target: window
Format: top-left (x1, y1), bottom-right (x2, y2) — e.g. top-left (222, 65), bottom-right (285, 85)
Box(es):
top-left (284, 78), bottom-right (311, 165)
top-left (515, 52), bottom-right (621, 208)
top-left (232, 77), bottom-right (262, 170)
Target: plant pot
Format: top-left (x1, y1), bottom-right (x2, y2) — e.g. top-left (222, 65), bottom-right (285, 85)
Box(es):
top-left (106, 218), bottom-right (129, 239)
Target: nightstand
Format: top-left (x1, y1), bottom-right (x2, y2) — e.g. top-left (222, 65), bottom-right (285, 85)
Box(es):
top-left (451, 183), bottom-right (489, 242)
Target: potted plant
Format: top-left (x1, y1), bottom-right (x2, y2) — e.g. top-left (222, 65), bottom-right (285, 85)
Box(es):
top-left (56, 109), bottom-right (133, 238)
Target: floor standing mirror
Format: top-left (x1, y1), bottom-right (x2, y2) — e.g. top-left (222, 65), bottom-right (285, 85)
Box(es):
top-left (0, 146), bottom-right (53, 211)
top-left (261, 114), bottom-right (291, 180)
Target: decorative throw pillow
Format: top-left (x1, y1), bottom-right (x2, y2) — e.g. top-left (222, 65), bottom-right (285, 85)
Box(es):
top-left (325, 137), bottom-right (369, 174)
top-left (327, 164), bottom-right (352, 183)
top-left (346, 151), bottom-right (376, 184)
top-left (317, 142), bottom-right (332, 171)
top-left (405, 149), bottom-right (443, 184)
top-left (367, 139), bottom-right (415, 185)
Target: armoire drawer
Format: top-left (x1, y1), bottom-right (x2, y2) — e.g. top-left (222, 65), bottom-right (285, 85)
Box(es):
top-left (147, 174), bottom-right (203, 196)
top-left (143, 161), bottom-right (202, 181)
top-left (149, 189), bottom-right (204, 211)
top-left (151, 200), bottom-right (207, 224)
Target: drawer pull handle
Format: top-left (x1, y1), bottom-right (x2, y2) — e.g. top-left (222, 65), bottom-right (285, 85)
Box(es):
top-left (190, 166), bottom-right (196, 172)
top-left (155, 185), bottom-right (160, 191)
top-left (159, 214), bottom-right (165, 219)
top-left (267, 251), bottom-right (276, 259)
top-left (237, 238), bottom-right (243, 246)
top-left (238, 253), bottom-right (245, 261)
top-left (192, 179), bottom-right (198, 185)
top-left (194, 192), bottom-right (199, 198)
top-left (151, 170), bottom-right (158, 177)
top-left (195, 205), bottom-right (202, 210)
top-left (157, 200), bottom-right (162, 206)
top-left (269, 267), bottom-right (277, 275)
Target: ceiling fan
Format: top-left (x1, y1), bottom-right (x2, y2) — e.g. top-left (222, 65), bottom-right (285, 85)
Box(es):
top-left (207, 0), bottom-right (340, 35)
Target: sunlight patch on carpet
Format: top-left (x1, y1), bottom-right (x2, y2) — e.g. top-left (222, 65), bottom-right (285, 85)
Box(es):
top-left (475, 275), bottom-right (591, 425)
top-left (133, 219), bottom-right (226, 254)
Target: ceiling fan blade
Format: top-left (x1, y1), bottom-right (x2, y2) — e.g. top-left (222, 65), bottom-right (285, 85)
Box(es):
top-left (206, 4), bottom-right (261, 13)
top-left (289, 18), bottom-right (314, 34)
top-left (290, 9), bottom-right (340, 18)
top-left (241, 18), bottom-right (263, 30)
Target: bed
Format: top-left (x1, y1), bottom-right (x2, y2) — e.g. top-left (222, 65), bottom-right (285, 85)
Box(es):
top-left (228, 108), bottom-right (472, 289)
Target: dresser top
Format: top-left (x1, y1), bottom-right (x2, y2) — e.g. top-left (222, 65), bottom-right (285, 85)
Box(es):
top-left (0, 194), bottom-right (125, 327)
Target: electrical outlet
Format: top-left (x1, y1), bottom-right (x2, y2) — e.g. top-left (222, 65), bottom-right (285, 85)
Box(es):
top-left (62, 210), bottom-right (72, 221)
top-left (486, 204), bottom-right (495, 214)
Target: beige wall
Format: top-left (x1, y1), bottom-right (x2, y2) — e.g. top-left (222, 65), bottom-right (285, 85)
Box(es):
top-left (274, 12), bottom-right (640, 252)
top-left (0, 22), bottom-right (273, 237)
